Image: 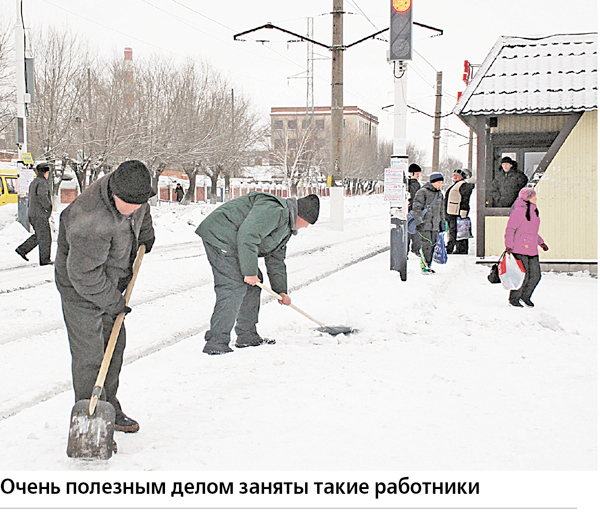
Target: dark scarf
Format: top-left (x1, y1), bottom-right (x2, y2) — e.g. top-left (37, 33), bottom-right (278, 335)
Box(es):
top-left (286, 198), bottom-right (298, 235)
top-left (525, 201), bottom-right (539, 221)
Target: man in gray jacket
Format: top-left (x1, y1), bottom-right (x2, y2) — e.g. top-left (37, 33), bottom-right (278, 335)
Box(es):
top-left (15, 163), bottom-right (53, 265)
top-left (55, 160), bottom-right (155, 435)
top-left (412, 172), bottom-right (445, 274)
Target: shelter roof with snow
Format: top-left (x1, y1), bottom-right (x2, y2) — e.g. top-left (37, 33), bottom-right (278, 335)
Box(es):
top-left (454, 33), bottom-right (598, 116)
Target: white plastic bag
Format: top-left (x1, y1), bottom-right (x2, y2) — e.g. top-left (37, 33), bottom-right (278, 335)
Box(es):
top-left (498, 253), bottom-right (526, 290)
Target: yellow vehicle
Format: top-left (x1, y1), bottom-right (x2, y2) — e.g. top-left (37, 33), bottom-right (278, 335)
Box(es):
top-left (0, 169), bottom-right (19, 206)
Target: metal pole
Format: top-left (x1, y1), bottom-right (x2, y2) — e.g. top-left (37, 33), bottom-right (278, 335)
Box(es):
top-left (468, 128), bottom-right (474, 171)
top-left (389, 60), bottom-right (409, 281)
top-left (329, 0), bottom-right (344, 231)
top-left (432, 71), bottom-right (442, 174)
top-left (15, 0), bottom-right (29, 230)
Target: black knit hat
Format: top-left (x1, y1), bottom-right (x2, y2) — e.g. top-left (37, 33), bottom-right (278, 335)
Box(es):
top-left (109, 160), bottom-right (156, 204)
top-left (408, 163), bottom-right (421, 175)
top-left (297, 194), bottom-right (320, 224)
top-left (501, 156), bottom-right (513, 165)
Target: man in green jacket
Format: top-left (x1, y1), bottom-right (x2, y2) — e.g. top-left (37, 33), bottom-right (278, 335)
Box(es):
top-left (196, 191), bottom-right (320, 355)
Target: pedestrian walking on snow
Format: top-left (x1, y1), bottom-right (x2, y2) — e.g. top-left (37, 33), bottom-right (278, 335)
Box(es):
top-left (15, 163), bottom-right (54, 266)
top-left (196, 192), bottom-right (320, 355)
top-left (175, 183), bottom-right (185, 203)
top-left (412, 173), bottom-right (445, 274)
top-left (504, 187), bottom-right (548, 308)
top-left (55, 160), bottom-right (156, 436)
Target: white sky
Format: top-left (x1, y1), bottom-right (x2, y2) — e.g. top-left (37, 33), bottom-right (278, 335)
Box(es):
top-left (2, 0), bottom-right (598, 168)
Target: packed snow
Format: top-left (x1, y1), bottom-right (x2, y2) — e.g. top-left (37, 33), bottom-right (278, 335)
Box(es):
top-left (0, 195), bottom-right (597, 512)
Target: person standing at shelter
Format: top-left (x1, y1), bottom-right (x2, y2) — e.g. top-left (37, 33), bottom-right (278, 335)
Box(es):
top-left (196, 192), bottom-right (319, 355)
top-left (445, 169), bottom-right (475, 255)
top-left (412, 173), bottom-right (445, 274)
top-left (491, 157), bottom-right (528, 207)
top-left (55, 160), bottom-right (156, 435)
top-left (15, 163), bottom-right (54, 266)
top-left (504, 187), bottom-right (548, 308)
top-left (407, 163), bottom-right (422, 255)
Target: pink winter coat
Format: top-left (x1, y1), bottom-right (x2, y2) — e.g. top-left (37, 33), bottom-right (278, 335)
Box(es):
top-left (504, 198), bottom-right (545, 256)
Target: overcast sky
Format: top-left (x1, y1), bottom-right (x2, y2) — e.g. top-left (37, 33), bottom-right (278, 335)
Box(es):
top-left (2, 0), bottom-right (598, 168)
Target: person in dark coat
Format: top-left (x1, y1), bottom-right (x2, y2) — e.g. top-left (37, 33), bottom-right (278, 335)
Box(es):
top-left (490, 157), bottom-right (528, 207)
top-left (407, 163), bottom-right (422, 255)
top-left (55, 160), bottom-right (156, 440)
top-left (196, 192), bottom-right (319, 355)
top-left (445, 169), bottom-right (475, 255)
top-left (412, 173), bottom-right (445, 274)
top-left (15, 163), bottom-right (53, 265)
top-left (175, 183), bottom-right (185, 203)
top-left (504, 187), bottom-right (548, 308)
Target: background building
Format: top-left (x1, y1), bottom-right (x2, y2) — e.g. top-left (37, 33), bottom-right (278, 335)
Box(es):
top-left (454, 32), bottom-right (597, 274)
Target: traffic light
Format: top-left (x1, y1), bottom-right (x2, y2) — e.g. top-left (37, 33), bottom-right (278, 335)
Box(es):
top-left (390, 0), bottom-right (413, 61)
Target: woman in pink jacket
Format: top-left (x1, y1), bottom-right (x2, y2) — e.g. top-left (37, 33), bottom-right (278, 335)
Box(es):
top-left (504, 187), bottom-right (549, 307)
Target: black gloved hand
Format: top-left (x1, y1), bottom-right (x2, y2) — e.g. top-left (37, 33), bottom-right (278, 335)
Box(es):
top-left (123, 306), bottom-right (132, 316)
top-left (139, 236), bottom-right (155, 254)
top-left (540, 243), bottom-right (549, 251)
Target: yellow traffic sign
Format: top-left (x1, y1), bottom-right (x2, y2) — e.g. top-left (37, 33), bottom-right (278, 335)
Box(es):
top-left (22, 153), bottom-right (34, 164)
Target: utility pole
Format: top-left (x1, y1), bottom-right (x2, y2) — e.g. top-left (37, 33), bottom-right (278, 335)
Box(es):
top-left (330, 0), bottom-right (344, 230)
top-left (233, 5), bottom-right (390, 230)
top-left (431, 71), bottom-right (442, 174)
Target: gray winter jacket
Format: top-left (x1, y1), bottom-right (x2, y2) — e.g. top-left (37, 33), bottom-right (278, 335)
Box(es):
top-left (412, 182), bottom-right (444, 232)
top-left (27, 176), bottom-right (52, 219)
top-left (55, 173), bottom-right (155, 315)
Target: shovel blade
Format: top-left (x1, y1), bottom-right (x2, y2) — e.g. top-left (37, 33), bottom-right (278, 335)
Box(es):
top-left (315, 325), bottom-right (355, 336)
top-left (67, 399), bottom-right (115, 460)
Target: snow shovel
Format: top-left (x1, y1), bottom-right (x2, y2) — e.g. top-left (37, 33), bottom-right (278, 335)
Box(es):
top-left (256, 281), bottom-right (354, 336)
top-left (66, 245), bottom-right (146, 460)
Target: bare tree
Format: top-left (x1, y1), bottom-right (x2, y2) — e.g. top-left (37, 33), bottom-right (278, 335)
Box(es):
top-left (0, 20), bottom-right (15, 152)
top-left (27, 28), bottom-right (95, 197)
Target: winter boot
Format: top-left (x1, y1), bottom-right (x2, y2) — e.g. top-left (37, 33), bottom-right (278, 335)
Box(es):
top-left (235, 337), bottom-right (276, 348)
top-left (115, 412), bottom-right (140, 433)
top-left (521, 298), bottom-right (535, 308)
top-left (509, 299), bottom-right (523, 308)
top-left (203, 340), bottom-right (233, 355)
top-left (15, 248), bottom-right (29, 261)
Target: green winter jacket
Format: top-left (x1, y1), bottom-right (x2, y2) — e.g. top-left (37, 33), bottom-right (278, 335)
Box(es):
top-left (196, 192), bottom-right (293, 293)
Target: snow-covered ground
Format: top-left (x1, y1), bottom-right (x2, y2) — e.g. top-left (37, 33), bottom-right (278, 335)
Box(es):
top-left (0, 195), bottom-right (597, 512)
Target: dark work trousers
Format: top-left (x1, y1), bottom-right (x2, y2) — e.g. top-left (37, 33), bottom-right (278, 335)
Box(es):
top-left (418, 230), bottom-right (438, 267)
top-left (509, 253), bottom-right (542, 303)
top-left (203, 241), bottom-right (263, 345)
top-left (409, 231), bottom-right (421, 255)
top-left (61, 298), bottom-right (125, 416)
top-left (16, 216), bottom-right (52, 264)
top-left (446, 215), bottom-right (468, 254)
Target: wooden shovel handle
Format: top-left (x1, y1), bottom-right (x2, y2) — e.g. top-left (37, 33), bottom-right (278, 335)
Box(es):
top-left (89, 245), bottom-right (146, 415)
top-left (255, 281), bottom-right (327, 329)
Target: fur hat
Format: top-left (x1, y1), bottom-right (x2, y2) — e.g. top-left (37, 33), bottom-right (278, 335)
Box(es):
top-left (429, 173), bottom-right (444, 183)
top-left (297, 194), bottom-right (320, 224)
top-left (519, 187), bottom-right (536, 201)
top-left (109, 160), bottom-right (156, 204)
top-left (35, 163), bottom-right (50, 177)
top-left (501, 156), bottom-right (514, 165)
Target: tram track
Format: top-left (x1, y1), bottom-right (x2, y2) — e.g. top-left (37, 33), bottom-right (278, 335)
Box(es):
top-left (0, 240), bottom-right (389, 422)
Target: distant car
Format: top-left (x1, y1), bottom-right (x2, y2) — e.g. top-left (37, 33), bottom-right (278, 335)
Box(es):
top-left (0, 170), bottom-right (19, 206)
